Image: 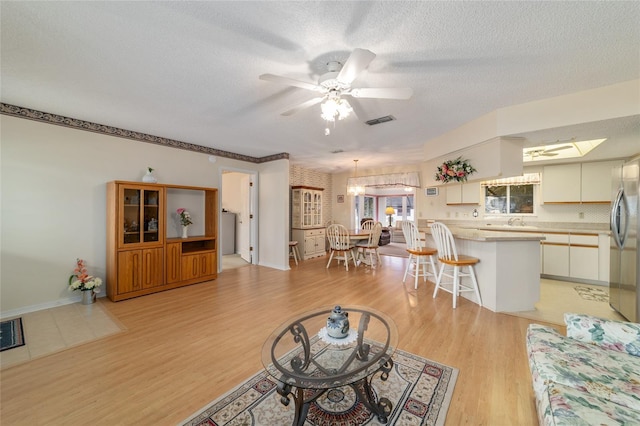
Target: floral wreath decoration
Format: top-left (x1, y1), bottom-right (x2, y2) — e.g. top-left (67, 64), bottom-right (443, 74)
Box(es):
top-left (434, 157), bottom-right (477, 183)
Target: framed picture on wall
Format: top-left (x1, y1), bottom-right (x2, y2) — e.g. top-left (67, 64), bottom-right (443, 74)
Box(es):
top-left (337, 195), bottom-right (344, 203)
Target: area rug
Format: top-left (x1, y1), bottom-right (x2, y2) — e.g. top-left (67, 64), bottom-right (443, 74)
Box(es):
top-left (181, 348), bottom-right (457, 426)
top-left (377, 243), bottom-right (409, 258)
top-left (574, 285), bottom-right (609, 302)
top-left (0, 318), bottom-right (25, 352)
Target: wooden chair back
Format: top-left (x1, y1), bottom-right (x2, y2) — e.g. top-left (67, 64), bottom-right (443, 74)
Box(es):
top-left (430, 222), bottom-right (458, 261)
top-left (327, 224), bottom-right (351, 250)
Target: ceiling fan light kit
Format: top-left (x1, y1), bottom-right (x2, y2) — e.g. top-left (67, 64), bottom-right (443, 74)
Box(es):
top-left (259, 48), bottom-right (413, 134)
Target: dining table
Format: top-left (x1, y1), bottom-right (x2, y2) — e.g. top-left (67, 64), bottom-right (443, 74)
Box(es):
top-left (347, 229), bottom-right (372, 265)
top-left (347, 228), bottom-right (371, 241)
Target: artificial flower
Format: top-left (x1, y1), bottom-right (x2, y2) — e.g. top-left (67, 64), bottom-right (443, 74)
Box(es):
top-left (177, 208), bottom-right (193, 226)
top-left (435, 157), bottom-right (477, 183)
top-left (68, 258), bottom-right (102, 292)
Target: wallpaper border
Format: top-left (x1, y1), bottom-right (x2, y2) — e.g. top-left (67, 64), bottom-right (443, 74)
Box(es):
top-left (0, 103), bottom-right (289, 164)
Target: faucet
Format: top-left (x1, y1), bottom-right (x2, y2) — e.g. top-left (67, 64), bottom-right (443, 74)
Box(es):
top-left (508, 217), bottom-right (522, 226)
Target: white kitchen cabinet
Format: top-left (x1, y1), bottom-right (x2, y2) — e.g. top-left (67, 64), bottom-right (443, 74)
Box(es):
top-left (542, 164), bottom-right (581, 203)
top-left (292, 228), bottom-right (326, 260)
top-left (542, 233), bottom-right (570, 276)
top-left (598, 234), bottom-right (610, 282)
top-left (543, 160), bottom-right (620, 204)
top-left (446, 182), bottom-right (481, 205)
top-left (291, 186), bottom-right (323, 229)
top-left (581, 160), bottom-right (620, 203)
top-left (569, 234), bottom-right (599, 280)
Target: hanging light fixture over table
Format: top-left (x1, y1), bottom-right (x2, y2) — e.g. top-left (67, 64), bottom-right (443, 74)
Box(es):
top-left (347, 160), bottom-right (365, 196)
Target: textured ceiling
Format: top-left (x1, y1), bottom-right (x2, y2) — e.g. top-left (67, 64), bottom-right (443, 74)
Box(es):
top-left (1, 1), bottom-right (639, 173)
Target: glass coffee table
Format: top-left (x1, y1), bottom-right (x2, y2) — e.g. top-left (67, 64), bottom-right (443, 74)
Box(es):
top-left (261, 305), bottom-right (398, 426)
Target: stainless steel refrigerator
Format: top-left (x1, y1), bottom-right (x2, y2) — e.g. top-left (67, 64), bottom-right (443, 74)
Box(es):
top-left (220, 212), bottom-right (236, 255)
top-left (610, 158), bottom-right (639, 322)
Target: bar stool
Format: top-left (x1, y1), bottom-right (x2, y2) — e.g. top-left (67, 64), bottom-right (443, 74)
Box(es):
top-left (289, 241), bottom-right (300, 265)
top-left (430, 222), bottom-right (482, 309)
top-left (401, 221), bottom-right (439, 289)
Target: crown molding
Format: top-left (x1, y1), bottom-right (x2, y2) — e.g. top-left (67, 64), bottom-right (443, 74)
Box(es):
top-left (0, 103), bottom-right (289, 164)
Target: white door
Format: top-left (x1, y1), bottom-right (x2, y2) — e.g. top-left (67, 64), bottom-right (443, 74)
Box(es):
top-left (239, 174), bottom-right (252, 263)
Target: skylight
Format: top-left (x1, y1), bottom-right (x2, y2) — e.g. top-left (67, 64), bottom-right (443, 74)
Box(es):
top-left (523, 138), bottom-right (606, 162)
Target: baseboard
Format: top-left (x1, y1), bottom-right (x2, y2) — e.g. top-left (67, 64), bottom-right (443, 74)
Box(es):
top-left (0, 293), bottom-right (107, 320)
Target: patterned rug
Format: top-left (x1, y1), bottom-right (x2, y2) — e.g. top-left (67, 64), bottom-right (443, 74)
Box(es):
top-left (0, 318), bottom-right (25, 352)
top-left (574, 285), bottom-right (609, 302)
top-left (182, 348), bottom-right (457, 426)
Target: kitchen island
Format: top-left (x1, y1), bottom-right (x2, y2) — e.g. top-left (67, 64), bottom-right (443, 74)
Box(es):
top-left (421, 227), bottom-right (545, 313)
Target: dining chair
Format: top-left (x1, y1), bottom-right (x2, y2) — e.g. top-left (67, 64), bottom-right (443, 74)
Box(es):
top-left (430, 222), bottom-right (482, 309)
top-left (401, 221), bottom-right (438, 289)
top-left (356, 221), bottom-right (383, 267)
top-left (326, 224), bottom-right (357, 271)
top-left (361, 219), bottom-right (375, 230)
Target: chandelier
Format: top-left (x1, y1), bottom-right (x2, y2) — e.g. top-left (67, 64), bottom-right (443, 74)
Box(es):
top-left (347, 159), bottom-right (365, 196)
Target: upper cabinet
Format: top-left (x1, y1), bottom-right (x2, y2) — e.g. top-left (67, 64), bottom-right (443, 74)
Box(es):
top-left (581, 160), bottom-right (621, 203)
top-left (542, 163), bottom-right (581, 203)
top-left (446, 182), bottom-right (481, 205)
top-left (542, 160), bottom-right (621, 204)
top-left (291, 186), bottom-right (323, 228)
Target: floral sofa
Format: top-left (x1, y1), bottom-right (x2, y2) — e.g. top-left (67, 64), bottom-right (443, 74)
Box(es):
top-left (526, 313), bottom-right (640, 425)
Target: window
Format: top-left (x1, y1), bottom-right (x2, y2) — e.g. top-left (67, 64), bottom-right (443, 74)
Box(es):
top-left (485, 184), bottom-right (535, 215)
top-left (387, 195), bottom-right (414, 223)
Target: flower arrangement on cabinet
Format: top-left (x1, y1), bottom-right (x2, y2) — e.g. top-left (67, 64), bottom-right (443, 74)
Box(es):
top-left (68, 258), bottom-right (102, 292)
top-left (177, 208), bottom-right (193, 226)
top-left (434, 157), bottom-right (477, 183)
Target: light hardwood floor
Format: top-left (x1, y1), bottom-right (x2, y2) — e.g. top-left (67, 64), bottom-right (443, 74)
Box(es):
top-left (1, 255), bottom-right (554, 425)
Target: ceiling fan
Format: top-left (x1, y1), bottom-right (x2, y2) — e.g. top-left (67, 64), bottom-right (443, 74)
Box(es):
top-left (259, 48), bottom-right (413, 120)
top-left (524, 145), bottom-right (572, 158)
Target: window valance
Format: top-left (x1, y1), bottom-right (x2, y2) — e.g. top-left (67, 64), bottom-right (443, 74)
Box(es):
top-left (347, 172), bottom-right (420, 188)
top-left (481, 173), bottom-right (541, 186)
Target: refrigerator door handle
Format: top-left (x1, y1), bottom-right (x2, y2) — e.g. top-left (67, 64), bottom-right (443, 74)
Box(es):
top-left (610, 188), bottom-right (629, 249)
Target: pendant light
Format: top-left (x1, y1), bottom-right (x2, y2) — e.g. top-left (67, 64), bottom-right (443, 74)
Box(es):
top-left (347, 159), bottom-right (365, 196)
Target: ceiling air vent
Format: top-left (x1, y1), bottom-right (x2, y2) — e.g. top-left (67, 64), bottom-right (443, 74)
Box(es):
top-left (365, 115), bottom-right (395, 126)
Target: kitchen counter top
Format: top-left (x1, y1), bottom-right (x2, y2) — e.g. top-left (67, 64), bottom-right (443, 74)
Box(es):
top-left (420, 226), bottom-right (545, 242)
top-left (419, 220), bottom-right (611, 236)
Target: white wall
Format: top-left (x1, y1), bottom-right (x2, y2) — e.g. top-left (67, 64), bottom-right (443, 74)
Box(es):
top-left (0, 115), bottom-right (289, 315)
top-left (256, 159), bottom-right (290, 270)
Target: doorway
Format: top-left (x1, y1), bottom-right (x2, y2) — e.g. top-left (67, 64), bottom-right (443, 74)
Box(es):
top-left (220, 169), bottom-right (258, 271)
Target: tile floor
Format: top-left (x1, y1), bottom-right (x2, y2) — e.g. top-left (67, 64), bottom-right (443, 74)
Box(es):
top-left (506, 278), bottom-right (625, 326)
top-left (0, 300), bottom-right (124, 369)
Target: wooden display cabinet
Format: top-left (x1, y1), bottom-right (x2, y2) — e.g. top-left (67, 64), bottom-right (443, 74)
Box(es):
top-left (107, 181), bottom-right (218, 301)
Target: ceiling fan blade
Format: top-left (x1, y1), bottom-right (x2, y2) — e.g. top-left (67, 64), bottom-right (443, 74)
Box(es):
top-left (259, 74), bottom-right (321, 92)
top-left (544, 145), bottom-right (573, 153)
top-left (348, 87), bottom-right (413, 100)
top-left (347, 97), bottom-right (366, 121)
top-left (281, 97), bottom-right (324, 116)
top-left (540, 152), bottom-right (559, 156)
top-left (336, 48), bottom-right (376, 84)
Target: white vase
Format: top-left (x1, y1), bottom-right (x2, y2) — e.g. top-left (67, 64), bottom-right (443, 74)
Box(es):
top-left (142, 170), bottom-right (157, 183)
top-left (182, 226), bottom-right (189, 239)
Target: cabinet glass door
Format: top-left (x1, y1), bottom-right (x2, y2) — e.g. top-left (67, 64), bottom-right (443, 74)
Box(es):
top-left (303, 191), bottom-right (312, 227)
top-left (123, 188), bottom-right (142, 245)
top-left (312, 192), bottom-right (322, 226)
top-left (143, 190), bottom-right (160, 243)
top-left (120, 186), bottom-right (162, 247)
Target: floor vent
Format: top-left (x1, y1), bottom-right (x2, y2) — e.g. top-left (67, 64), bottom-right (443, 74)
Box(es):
top-left (365, 115), bottom-right (395, 126)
